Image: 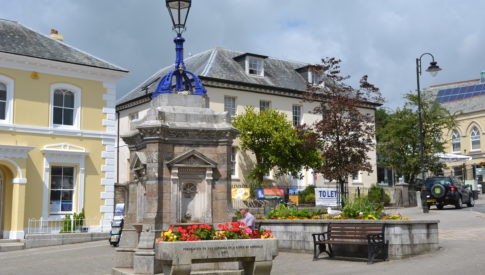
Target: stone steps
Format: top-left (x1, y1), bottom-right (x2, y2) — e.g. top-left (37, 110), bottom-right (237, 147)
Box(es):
top-left (0, 240), bottom-right (25, 252)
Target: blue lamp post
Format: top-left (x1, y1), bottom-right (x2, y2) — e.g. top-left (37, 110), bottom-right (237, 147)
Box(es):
top-left (152, 0), bottom-right (207, 97)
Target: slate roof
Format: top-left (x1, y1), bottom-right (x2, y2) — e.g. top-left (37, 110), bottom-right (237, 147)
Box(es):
top-left (0, 19), bottom-right (127, 72)
top-left (429, 79), bottom-right (485, 114)
top-left (117, 47), bottom-right (309, 105)
top-left (441, 94), bottom-right (485, 115)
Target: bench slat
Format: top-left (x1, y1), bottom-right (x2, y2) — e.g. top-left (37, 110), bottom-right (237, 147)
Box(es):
top-left (330, 229), bottom-right (382, 234)
top-left (330, 224), bottom-right (382, 228)
top-left (316, 240), bottom-right (369, 245)
top-left (330, 236), bottom-right (370, 240)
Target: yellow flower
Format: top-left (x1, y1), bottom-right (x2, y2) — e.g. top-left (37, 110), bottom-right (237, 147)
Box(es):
top-left (365, 214), bottom-right (377, 220)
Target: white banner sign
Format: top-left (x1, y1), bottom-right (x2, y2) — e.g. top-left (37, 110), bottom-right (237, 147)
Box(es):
top-left (315, 188), bottom-right (338, 206)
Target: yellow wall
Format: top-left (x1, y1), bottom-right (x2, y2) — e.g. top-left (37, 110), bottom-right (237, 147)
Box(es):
top-left (0, 166), bottom-right (13, 232)
top-left (0, 67), bottom-right (106, 132)
top-left (442, 112), bottom-right (485, 177)
top-left (0, 131), bottom-right (106, 230)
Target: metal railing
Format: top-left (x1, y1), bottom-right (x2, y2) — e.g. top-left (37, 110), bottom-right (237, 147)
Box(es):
top-left (27, 217), bottom-right (108, 235)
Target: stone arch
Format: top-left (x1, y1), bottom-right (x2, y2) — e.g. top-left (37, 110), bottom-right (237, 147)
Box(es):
top-left (465, 121), bottom-right (483, 135)
top-left (0, 158), bottom-right (23, 181)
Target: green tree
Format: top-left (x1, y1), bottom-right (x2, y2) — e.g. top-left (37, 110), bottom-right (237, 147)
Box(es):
top-left (232, 106), bottom-right (322, 187)
top-left (377, 91), bottom-right (456, 184)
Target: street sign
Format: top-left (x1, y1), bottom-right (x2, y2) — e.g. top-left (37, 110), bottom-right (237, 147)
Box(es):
top-left (315, 188), bottom-right (338, 206)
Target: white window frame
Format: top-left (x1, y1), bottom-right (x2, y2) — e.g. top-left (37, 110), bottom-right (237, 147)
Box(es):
top-left (41, 144), bottom-right (88, 219)
top-left (451, 130), bottom-right (461, 153)
top-left (0, 75), bottom-right (14, 124)
top-left (352, 171), bottom-right (362, 183)
top-left (50, 83), bottom-right (81, 130)
top-left (231, 147), bottom-right (238, 179)
top-left (260, 100), bottom-right (271, 112)
top-left (470, 127), bottom-right (481, 151)
top-left (224, 96), bottom-right (237, 117)
top-left (292, 105), bottom-right (302, 127)
top-left (49, 165), bottom-right (76, 215)
top-left (246, 57), bottom-right (264, 77)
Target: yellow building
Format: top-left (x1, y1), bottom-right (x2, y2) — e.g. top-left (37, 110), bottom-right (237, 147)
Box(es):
top-left (0, 19), bottom-right (128, 239)
top-left (430, 75), bottom-right (485, 186)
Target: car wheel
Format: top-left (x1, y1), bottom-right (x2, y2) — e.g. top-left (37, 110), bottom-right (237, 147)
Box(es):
top-left (455, 197), bottom-right (463, 209)
top-left (467, 196), bottom-right (475, 207)
top-left (437, 204), bottom-right (444, 210)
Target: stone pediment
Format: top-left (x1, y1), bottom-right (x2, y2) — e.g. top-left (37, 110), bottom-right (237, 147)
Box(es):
top-left (167, 149), bottom-right (217, 168)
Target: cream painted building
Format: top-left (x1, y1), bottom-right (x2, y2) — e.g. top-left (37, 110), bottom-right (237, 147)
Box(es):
top-left (116, 47), bottom-right (379, 201)
top-left (0, 19), bottom-right (128, 239)
top-left (430, 75), bottom-right (485, 186)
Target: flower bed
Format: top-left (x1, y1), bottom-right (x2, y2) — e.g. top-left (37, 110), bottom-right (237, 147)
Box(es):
top-left (259, 196), bottom-right (410, 221)
top-left (155, 222), bottom-right (274, 242)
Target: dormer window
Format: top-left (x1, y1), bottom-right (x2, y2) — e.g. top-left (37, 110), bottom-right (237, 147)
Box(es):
top-left (296, 65), bottom-right (324, 88)
top-left (248, 57), bottom-right (263, 76)
top-left (233, 53), bottom-right (268, 77)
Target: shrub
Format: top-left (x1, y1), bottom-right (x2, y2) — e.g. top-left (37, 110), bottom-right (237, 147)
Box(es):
top-left (368, 185), bottom-right (391, 206)
top-left (265, 204), bottom-right (321, 219)
top-left (299, 185), bottom-right (315, 203)
top-left (304, 193), bottom-right (315, 203)
top-left (73, 208), bottom-right (85, 232)
top-left (342, 195), bottom-right (383, 219)
top-left (61, 209), bottom-right (85, 233)
top-left (62, 214), bottom-right (72, 233)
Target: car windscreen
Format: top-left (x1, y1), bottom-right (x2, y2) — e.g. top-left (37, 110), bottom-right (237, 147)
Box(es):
top-left (425, 178), bottom-right (451, 188)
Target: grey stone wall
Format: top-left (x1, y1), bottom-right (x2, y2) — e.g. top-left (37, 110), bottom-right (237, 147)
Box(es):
top-left (25, 232), bottom-right (109, 249)
top-left (259, 219), bottom-right (439, 259)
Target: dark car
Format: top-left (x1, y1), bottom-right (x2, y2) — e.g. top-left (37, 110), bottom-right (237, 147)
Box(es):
top-left (423, 176), bottom-right (474, 209)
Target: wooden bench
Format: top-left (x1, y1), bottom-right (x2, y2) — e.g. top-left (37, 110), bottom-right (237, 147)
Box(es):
top-left (312, 223), bottom-right (388, 264)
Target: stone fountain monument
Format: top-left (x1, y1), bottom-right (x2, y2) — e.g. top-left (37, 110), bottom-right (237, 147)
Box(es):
top-left (113, 2), bottom-right (239, 273)
top-left (114, 93), bottom-right (238, 274)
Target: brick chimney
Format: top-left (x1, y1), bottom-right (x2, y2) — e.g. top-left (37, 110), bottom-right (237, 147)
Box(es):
top-left (50, 29), bottom-right (64, 41)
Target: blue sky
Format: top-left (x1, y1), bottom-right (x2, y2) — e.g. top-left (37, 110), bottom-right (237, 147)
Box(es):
top-left (2, 0), bottom-right (485, 109)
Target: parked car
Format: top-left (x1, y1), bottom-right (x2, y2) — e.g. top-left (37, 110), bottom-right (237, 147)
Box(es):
top-left (424, 176), bottom-right (474, 209)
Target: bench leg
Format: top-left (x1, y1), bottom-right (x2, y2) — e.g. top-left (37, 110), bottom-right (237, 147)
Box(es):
top-left (313, 244), bottom-right (324, 260)
top-left (384, 241), bottom-right (389, 261)
top-left (327, 244), bottom-right (334, 258)
top-left (368, 245), bottom-right (376, 264)
top-left (368, 243), bottom-right (388, 264)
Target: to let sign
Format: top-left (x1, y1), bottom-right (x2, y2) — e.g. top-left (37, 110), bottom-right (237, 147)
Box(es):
top-left (315, 188), bottom-right (338, 206)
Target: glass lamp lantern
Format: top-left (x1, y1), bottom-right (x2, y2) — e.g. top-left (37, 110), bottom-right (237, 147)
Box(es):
top-left (166, 0), bottom-right (192, 35)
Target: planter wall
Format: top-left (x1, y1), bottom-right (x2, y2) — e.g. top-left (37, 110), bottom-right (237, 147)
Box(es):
top-left (25, 232), bottom-right (109, 249)
top-left (155, 238), bottom-right (278, 275)
top-left (259, 219), bottom-right (439, 259)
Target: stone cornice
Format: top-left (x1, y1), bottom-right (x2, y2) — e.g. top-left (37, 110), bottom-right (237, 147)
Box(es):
top-left (0, 51), bottom-right (128, 82)
top-left (0, 145), bottom-right (34, 158)
top-left (116, 95), bottom-right (151, 111)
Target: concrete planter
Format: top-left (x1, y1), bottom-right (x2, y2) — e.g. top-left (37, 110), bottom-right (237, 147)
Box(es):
top-left (258, 219), bottom-right (439, 259)
top-left (25, 232), bottom-right (109, 249)
top-left (155, 238), bottom-right (278, 275)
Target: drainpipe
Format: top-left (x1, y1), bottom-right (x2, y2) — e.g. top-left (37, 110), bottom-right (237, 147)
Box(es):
top-left (116, 110), bottom-right (120, 206)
